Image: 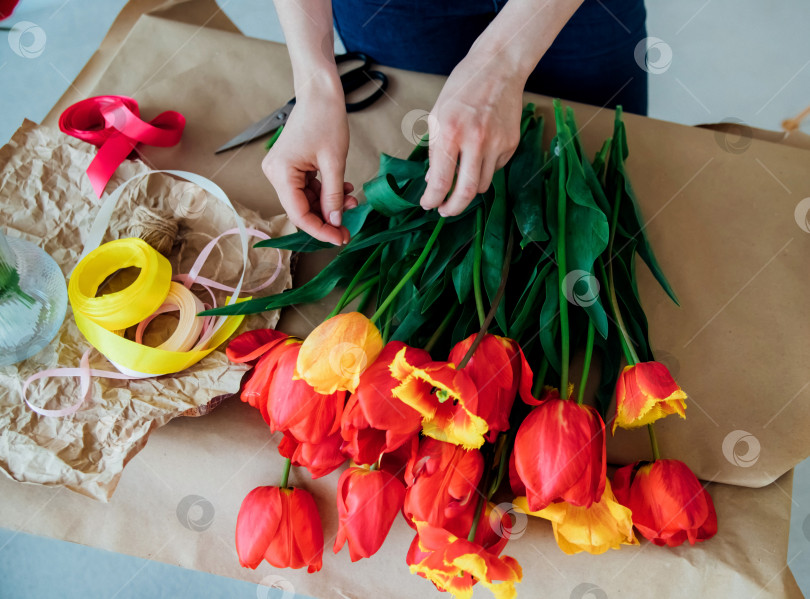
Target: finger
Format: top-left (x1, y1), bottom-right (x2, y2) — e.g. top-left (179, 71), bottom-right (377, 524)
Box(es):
top-left (421, 143), bottom-right (458, 210)
top-left (344, 182), bottom-right (354, 194)
top-left (343, 195), bottom-right (358, 210)
top-left (478, 155), bottom-right (499, 194)
top-left (319, 157), bottom-right (348, 228)
top-left (438, 148), bottom-right (482, 217)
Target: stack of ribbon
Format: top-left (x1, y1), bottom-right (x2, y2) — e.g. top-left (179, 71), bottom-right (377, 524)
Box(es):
top-left (23, 169), bottom-right (283, 417)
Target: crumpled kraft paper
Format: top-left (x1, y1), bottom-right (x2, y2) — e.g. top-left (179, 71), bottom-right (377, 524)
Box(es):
top-left (0, 120), bottom-right (294, 501)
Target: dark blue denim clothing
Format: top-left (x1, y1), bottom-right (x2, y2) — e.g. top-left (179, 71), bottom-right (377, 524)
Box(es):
top-left (332, 0), bottom-right (648, 114)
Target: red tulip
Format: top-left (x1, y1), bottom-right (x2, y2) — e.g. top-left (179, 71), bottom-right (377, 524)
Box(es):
top-left (235, 485), bottom-right (323, 573)
top-left (334, 467), bottom-right (406, 561)
top-left (226, 328), bottom-right (290, 364)
top-left (0, 1), bottom-right (19, 20)
top-left (513, 393), bottom-right (606, 512)
top-left (448, 334), bottom-right (534, 442)
top-left (265, 341), bottom-right (345, 444)
top-left (278, 431), bottom-right (347, 479)
top-left (612, 459), bottom-right (717, 547)
top-left (404, 437), bottom-right (483, 536)
top-left (341, 388), bottom-right (419, 465)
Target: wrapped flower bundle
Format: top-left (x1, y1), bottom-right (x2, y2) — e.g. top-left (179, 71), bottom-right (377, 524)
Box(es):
top-left (208, 100), bottom-right (716, 598)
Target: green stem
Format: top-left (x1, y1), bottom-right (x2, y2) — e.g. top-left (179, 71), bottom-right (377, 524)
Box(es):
top-left (604, 171), bottom-right (640, 365)
top-left (424, 303), bottom-right (459, 353)
top-left (648, 423), bottom-right (661, 460)
top-left (279, 458), bottom-right (292, 489)
top-left (487, 432), bottom-right (510, 499)
top-left (467, 492), bottom-right (486, 543)
top-left (532, 356), bottom-right (549, 398)
top-left (340, 275), bottom-right (380, 309)
top-left (597, 258), bottom-right (637, 365)
top-left (576, 320), bottom-right (596, 405)
top-left (557, 141), bottom-right (570, 398)
top-left (328, 245), bottom-right (384, 318)
top-left (458, 228), bottom-right (515, 370)
top-left (370, 218), bottom-right (445, 323)
top-left (473, 207), bottom-right (486, 328)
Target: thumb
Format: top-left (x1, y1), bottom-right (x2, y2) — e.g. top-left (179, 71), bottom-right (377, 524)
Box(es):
top-left (319, 158), bottom-right (347, 228)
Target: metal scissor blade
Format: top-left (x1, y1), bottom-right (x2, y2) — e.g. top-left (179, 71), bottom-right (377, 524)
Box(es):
top-left (215, 100), bottom-right (294, 154)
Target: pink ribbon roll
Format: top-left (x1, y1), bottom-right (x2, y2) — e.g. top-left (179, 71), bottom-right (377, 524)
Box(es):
top-left (58, 96), bottom-right (185, 197)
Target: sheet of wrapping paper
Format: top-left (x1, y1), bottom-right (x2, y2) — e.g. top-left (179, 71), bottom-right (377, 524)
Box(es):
top-left (0, 0), bottom-right (798, 596)
top-left (0, 120), bottom-right (295, 501)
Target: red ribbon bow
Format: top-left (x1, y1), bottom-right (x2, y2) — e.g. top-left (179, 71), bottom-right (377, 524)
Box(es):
top-left (59, 96), bottom-right (185, 197)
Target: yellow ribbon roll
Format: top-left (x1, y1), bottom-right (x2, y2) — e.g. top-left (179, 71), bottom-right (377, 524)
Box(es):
top-left (68, 237), bottom-right (244, 376)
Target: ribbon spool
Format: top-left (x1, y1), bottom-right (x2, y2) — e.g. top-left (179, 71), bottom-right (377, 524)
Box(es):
top-left (59, 96), bottom-right (185, 197)
top-left (24, 169), bottom-right (285, 416)
top-left (68, 238), bottom-right (239, 376)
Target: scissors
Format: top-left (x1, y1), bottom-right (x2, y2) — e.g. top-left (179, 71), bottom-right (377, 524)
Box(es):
top-left (215, 52), bottom-right (389, 154)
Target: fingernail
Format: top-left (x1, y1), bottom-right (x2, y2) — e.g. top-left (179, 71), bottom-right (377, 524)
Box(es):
top-left (329, 211), bottom-right (341, 227)
top-left (425, 169), bottom-right (430, 182)
top-left (438, 208), bottom-right (447, 217)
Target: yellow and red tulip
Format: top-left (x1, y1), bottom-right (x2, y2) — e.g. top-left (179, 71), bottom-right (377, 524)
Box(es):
top-left (295, 312), bottom-right (384, 395)
top-left (406, 516), bottom-right (522, 599)
top-left (513, 393), bottom-right (606, 512)
top-left (613, 361), bottom-right (687, 433)
top-left (391, 347), bottom-right (488, 450)
top-left (235, 485), bottom-right (323, 573)
top-left (334, 466), bottom-right (406, 561)
top-left (612, 459), bottom-right (717, 547)
top-left (514, 480), bottom-right (638, 555)
top-left (448, 334), bottom-right (534, 443)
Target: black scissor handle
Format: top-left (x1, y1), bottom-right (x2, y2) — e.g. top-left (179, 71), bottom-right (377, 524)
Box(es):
top-left (335, 52), bottom-right (389, 112)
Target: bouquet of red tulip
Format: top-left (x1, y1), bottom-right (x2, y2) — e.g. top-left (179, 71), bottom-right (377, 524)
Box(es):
top-left (206, 100), bottom-right (717, 598)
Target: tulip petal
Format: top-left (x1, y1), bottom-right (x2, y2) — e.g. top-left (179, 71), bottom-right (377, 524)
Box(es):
top-left (227, 329), bottom-right (290, 363)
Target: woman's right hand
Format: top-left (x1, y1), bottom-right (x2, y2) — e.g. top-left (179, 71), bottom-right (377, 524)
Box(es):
top-left (262, 80), bottom-right (356, 246)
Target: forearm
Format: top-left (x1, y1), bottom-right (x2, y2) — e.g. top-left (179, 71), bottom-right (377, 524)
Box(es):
top-left (469, 0), bottom-right (584, 82)
top-left (273, 0), bottom-right (342, 97)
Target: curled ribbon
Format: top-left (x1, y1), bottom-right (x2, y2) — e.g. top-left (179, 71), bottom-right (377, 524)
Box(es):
top-left (23, 169), bottom-right (284, 417)
top-left (58, 96), bottom-right (185, 197)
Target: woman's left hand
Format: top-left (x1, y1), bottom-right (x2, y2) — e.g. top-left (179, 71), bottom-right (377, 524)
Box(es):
top-left (419, 48), bottom-right (525, 217)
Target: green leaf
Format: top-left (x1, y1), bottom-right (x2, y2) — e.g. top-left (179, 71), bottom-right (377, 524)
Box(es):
top-left (421, 215), bottom-right (476, 289)
top-left (509, 113), bottom-right (548, 248)
top-left (608, 107), bottom-right (679, 305)
top-left (509, 260), bottom-right (552, 339)
top-left (364, 174), bottom-right (419, 216)
top-left (201, 248), bottom-right (366, 315)
top-left (539, 271), bottom-right (561, 374)
top-left (451, 300), bottom-right (478, 347)
top-left (452, 244), bottom-right (475, 303)
top-left (343, 212), bottom-right (435, 254)
top-left (482, 169), bottom-right (509, 334)
top-left (420, 270), bottom-right (449, 314)
top-left (254, 203), bottom-right (376, 251)
top-left (594, 320), bottom-right (622, 419)
top-left (556, 106), bottom-right (610, 339)
top-left (613, 247), bottom-right (652, 362)
top-left (379, 153), bottom-right (428, 184)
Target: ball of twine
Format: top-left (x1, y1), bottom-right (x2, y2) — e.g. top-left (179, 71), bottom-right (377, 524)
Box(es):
top-left (127, 206), bottom-right (179, 256)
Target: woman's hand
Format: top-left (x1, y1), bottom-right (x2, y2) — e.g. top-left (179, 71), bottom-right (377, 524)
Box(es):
top-left (420, 49), bottom-right (524, 217)
top-left (420, 0), bottom-right (584, 217)
top-left (262, 81), bottom-right (356, 246)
